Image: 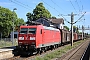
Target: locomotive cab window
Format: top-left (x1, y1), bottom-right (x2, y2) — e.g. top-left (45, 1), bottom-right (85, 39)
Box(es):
top-left (28, 28), bottom-right (36, 34)
top-left (20, 28), bottom-right (28, 34)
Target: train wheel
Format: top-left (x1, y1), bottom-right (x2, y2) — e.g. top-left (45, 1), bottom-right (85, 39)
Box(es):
top-left (56, 44), bottom-right (59, 48)
top-left (55, 45), bottom-right (57, 48)
top-left (50, 45), bottom-right (53, 50)
top-left (13, 49), bottom-right (20, 56)
top-left (38, 48), bottom-right (42, 55)
top-left (44, 47), bottom-right (47, 52)
top-left (54, 45), bottom-right (55, 50)
top-left (39, 51), bottom-right (42, 55)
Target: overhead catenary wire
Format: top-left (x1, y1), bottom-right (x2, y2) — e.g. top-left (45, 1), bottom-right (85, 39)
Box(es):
top-left (78, 0), bottom-right (84, 16)
top-left (50, 0), bottom-right (66, 13)
top-left (79, 0), bottom-right (85, 22)
top-left (74, 12), bottom-right (86, 24)
top-left (9, 0), bottom-right (33, 10)
top-left (75, 0), bottom-right (81, 12)
top-left (58, 14), bottom-right (71, 24)
top-left (14, 0), bottom-right (50, 11)
top-left (9, 0), bottom-right (86, 26)
top-left (10, 0), bottom-right (66, 20)
top-left (41, 0), bottom-right (59, 13)
top-left (42, 0), bottom-right (86, 25)
top-left (80, 0), bottom-right (84, 12)
top-left (41, 0), bottom-right (70, 23)
top-left (41, 0), bottom-right (60, 15)
top-left (69, 0), bottom-right (78, 13)
top-left (14, 0), bottom-right (33, 9)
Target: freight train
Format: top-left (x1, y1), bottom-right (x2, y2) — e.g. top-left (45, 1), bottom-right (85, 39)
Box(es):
top-left (14, 24), bottom-right (83, 55)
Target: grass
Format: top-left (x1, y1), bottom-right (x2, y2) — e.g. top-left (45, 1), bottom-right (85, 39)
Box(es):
top-left (35, 39), bottom-right (86, 60)
top-left (0, 40), bottom-right (17, 48)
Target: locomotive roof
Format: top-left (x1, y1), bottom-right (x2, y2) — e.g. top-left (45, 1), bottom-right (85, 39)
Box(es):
top-left (20, 25), bottom-right (59, 31)
top-left (36, 18), bottom-right (50, 27)
top-left (43, 26), bottom-right (59, 31)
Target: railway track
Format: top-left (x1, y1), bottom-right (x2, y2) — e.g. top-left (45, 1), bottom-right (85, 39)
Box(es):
top-left (4, 44), bottom-right (66, 60)
top-left (3, 39), bottom-right (90, 60)
top-left (58, 39), bottom-right (90, 60)
top-left (4, 48), bottom-right (56, 60)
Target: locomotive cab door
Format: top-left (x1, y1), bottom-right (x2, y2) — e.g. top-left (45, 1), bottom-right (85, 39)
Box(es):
top-left (41, 29), bottom-right (45, 46)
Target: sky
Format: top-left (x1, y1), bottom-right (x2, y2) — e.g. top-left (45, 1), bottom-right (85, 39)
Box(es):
top-left (0, 0), bottom-right (90, 33)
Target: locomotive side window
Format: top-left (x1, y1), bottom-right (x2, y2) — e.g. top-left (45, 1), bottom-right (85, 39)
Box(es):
top-left (20, 28), bottom-right (28, 34)
top-left (40, 29), bottom-right (42, 34)
top-left (28, 28), bottom-right (36, 34)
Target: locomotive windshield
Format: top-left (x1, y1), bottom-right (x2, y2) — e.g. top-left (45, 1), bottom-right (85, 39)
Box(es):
top-left (28, 28), bottom-right (36, 34)
top-left (20, 28), bottom-right (36, 34)
top-left (20, 28), bottom-right (28, 34)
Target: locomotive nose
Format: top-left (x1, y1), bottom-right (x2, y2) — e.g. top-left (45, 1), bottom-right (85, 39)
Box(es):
top-left (18, 34), bottom-right (36, 45)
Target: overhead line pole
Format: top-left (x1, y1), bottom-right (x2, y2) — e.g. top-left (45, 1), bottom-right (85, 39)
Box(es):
top-left (60, 12), bottom-right (86, 46)
top-left (70, 12), bottom-right (86, 46)
top-left (71, 12), bottom-right (74, 46)
top-left (82, 25), bottom-right (84, 40)
top-left (61, 12), bottom-right (76, 46)
top-left (78, 25), bottom-right (90, 40)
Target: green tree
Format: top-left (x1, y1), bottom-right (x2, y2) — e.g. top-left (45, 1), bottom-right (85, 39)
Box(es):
top-left (15, 18), bottom-right (25, 26)
top-left (15, 18), bottom-right (25, 30)
top-left (0, 6), bottom-right (14, 37)
top-left (64, 26), bottom-right (69, 31)
top-left (26, 2), bottom-right (51, 22)
top-left (51, 16), bottom-right (56, 19)
top-left (26, 12), bottom-right (33, 24)
top-left (73, 26), bottom-right (79, 33)
top-left (0, 6), bottom-right (25, 37)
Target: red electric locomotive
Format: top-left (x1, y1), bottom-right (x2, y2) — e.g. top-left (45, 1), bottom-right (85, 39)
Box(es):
top-left (14, 24), bottom-right (83, 55)
top-left (16, 24), bottom-right (61, 55)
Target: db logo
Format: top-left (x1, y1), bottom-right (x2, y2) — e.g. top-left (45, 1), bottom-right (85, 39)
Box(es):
top-left (26, 36), bottom-right (30, 40)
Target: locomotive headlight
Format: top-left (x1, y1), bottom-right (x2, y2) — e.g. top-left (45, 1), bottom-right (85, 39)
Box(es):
top-left (19, 37), bottom-right (24, 40)
top-left (30, 37), bottom-right (35, 40)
